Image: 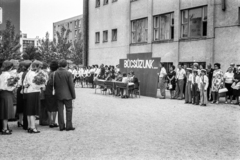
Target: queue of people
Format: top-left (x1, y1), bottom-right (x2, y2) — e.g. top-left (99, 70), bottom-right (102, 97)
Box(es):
top-left (158, 62), bottom-right (240, 106)
top-left (0, 59), bottom-right (76, 135)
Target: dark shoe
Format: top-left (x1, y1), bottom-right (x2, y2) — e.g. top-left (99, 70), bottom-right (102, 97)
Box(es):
top-left (60, 127), bottom-right (66, 131)
top-left (66, 127), bottom-right (75, 131)
top-left (49, 124), bottom-right (55, 128)
top-left (53, 123), bottom-right (59, 128)
top-left (17, 122), bottom-right (23, 127)
top-left (30, 128), bottom-right (40, 134)
top-left (27, 128), bottom-right (32, 133)
top-left (2, 130), bottom-right (12, 135)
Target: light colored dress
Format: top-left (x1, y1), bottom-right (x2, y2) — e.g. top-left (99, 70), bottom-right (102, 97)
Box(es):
top-left (211, 69), bottom-right (224, 92)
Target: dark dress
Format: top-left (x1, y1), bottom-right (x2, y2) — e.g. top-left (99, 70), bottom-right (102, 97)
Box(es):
top-left (16, 86), bottom-right (24, 114)
top-left (167, 71), bottom-right (176, 91)
top-left (233, 72), bottom-right (240, 96)
top-left (45, 72), bottom-right (58, 112)
top-left (0, 91), bottom-right (14, 120)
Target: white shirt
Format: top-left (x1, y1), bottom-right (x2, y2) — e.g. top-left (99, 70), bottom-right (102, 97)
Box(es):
top-left (224, 72), bottom-right (234, 84)
top-left (122, 77), bottom-right (129, 83)
top-left (188, 73), bottom-right (193, 82)
top-left (23, 70), bottom-right (43, 93)
top-left (176, 68), bottom-right (186, 80)
top-left (199, 75), bottom-right (209, 90)
top-left (159, 67), bottom-right (167, 78)
top-left (0, 71), bottom-right (16, 91)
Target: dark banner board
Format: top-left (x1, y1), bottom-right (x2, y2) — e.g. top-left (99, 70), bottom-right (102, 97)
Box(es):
top-left (119, 53), bottom-right (160, 98)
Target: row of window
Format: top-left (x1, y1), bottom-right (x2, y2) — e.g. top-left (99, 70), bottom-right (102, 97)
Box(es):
top-left (131, 6), bottom-right (207, 43)
top-left (95, 29), bottom-right (117, 43)
top-left (96, 0), bottom-right (117, 8)
top-left (94, 6), bottom-right (208, 44)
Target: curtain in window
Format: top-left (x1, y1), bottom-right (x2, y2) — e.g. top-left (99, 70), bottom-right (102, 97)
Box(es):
top-left (160, 14), bottom-right (170, 40)
top-left (189, 8), bottom-right (202, 37)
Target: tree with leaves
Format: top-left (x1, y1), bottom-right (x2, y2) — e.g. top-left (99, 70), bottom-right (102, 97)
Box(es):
top-left (0, 20), bottom-right (21, 60)
top-left (52, 26), bottom-right (73, 60)
top-left (22, 45), bottom-right (42, 61)
top-left (71, 33), bottom-right (83, 65)
top-left (38, 32), bottom-right (58, 63)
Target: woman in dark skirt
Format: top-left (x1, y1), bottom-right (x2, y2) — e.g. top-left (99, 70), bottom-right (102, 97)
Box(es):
top-left (23, 61), bottom-right (44, 134)
top-left (16, 62), bottom-right (25, 128)
top-left (0, 61), bottom-right (15, 135)
top-left (45, 60), bottom-right (59, 128)
top-left (167, 65), bottom-right (176, 99)
top-left (233, 67), bottom-right (240, 105)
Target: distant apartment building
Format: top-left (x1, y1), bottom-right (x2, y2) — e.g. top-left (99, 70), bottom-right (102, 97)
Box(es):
top-left (20, 35), bottom-right (39, 52)
top-left (0, 0), bottom-right (20, 33)
top-left (86, 0), bottom-right (240, 72)
top-left (53, 15), bottom-right (83, 44)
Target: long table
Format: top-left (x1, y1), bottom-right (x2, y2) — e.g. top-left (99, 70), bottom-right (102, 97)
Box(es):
top-left (95, 79), bottom-right (134, 96)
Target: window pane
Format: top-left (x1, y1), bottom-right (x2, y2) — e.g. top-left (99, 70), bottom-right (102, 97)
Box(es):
top-left (131, 18), bottom-right (147, 43)
top-left (189, 8), bottom-right (202, 37)
top-left (154, 17), bottom-right (159, 28)
top-left (182, 24), bottom-right (188, 37)
top-left (203, 6), bottom-right (207, 21)
top-left (182, 10), bottom-right (188, 24)
top-left (160, 14), bottom-right (171, 40)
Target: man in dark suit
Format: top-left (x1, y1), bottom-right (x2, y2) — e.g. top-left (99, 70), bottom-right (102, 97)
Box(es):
top-left (53, 59), bottom-right (76, 131)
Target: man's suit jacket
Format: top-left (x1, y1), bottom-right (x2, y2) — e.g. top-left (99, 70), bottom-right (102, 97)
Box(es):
top-left (53, 68), bottom-right (76, 100)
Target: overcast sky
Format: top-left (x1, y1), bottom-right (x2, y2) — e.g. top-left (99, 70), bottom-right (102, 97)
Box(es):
top-left (21, 0), bottom-right (83, 39)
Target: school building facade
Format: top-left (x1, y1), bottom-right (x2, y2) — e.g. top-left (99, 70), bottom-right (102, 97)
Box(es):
top-left (86, 0), bottom-right (240, 71)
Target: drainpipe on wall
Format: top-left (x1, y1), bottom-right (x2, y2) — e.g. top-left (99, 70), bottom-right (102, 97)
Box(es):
top-left (83, 0), bottom-right (89, 66)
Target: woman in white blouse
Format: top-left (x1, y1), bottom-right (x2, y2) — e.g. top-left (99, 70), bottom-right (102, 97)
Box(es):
top-left (23, 61), bottom-right (44, 134)
top-left (0, 61), bottom-right (15, 135)
top-left (224, 67), bottom-right (234, 103)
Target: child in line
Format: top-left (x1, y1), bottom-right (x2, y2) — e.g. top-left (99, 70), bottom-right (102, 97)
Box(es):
top-left (199, 69), bottom-right (209, 106)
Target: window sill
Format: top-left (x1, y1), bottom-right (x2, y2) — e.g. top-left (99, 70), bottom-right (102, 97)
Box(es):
top-left (103, 3), bottom-right (108, 5)
top-left (180, 37), bottom-right (208, 42)
top-left (112, 40), bottom-right (117, 42)
top-left (95, 42), bottom-right (100, 44)
top-left (153, 39), bottom-right (174, 44)
top-left (95, 6), bottom-right (100, 8)
top-left (103, 41), bottom-right (108, 43)
top-left (112, 0), bottom-right (118, 3)
top-left (130, 42), bottom-right (148, 46)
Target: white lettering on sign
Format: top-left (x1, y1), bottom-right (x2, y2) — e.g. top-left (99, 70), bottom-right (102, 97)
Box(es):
top-left (123, 59), bottom-right (156, 69)
top-left (0, 8), bottom-right (2, 24)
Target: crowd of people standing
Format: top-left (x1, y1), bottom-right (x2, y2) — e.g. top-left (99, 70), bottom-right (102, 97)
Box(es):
top-left (0, 59), bottom-right (75, 135)
top-left (158, 62), bottom-right (240, 106)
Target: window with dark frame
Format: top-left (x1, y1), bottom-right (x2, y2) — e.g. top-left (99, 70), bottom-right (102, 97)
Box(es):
top-left (153, 13), bottom-right (174, 41)
top-left (131, 18), bottom-right (148, 43)
top-left (78, 20), bottom-right (81, 28)
top-left (161, 62), bottom-right (173, 73)
top-left (104, 0), bottom-right (108, 5)
top-left (180, 62), bottom-right (206, 69)
top-left (181, 6), bottom-right (208, 38)
top-left (75, 30), bottom-right (77, 38)
top-left (112, 29), bottom-right (117, 41)
top-left (112, 0), bottom-right (117, 2)
top-left (103, 30), bottom-right (108, 42)
top-left (95, 32), bottom-right (100, 43)
top-left (96, 0), bottom-right (100, 7)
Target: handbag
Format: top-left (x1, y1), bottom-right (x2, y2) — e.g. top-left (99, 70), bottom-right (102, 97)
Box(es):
top-left (168, 83), bottom-right (173, 90)
top-left (231, 82), bottom-right (240, 90)
top-left (52, 72), bottom-right (55, 95)
top-left (218, 88), bottom-right (228, 93)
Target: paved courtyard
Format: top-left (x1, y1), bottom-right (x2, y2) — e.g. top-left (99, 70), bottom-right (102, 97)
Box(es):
top-left (1, 88), bottom-right (240, 160)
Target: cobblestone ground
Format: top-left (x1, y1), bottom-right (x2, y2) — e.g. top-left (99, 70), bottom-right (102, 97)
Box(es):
top-left (1, 88), bottom-right (240, 160)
